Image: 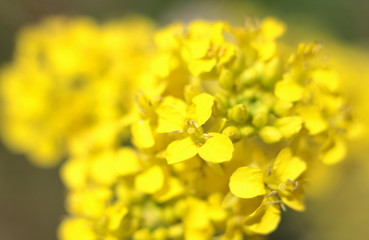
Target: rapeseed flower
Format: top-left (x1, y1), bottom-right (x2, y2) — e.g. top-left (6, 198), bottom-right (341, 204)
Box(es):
top-left (0, 16), bottom-right (157, 166)
top-left (0, 15), bottom-right (358, 240)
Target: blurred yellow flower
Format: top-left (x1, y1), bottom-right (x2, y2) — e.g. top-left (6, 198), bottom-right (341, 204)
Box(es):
top-left (0, 15), bottom-right (359, 240)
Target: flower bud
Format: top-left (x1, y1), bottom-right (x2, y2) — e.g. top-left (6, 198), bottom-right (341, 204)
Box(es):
top-left (240, 125), bottom-right (255, 138)
top-left (214, 93), bottom-right (229, 115)
top-left (231, 50), bottom-right (245, 72)
top-left (252, 111), bottom-right (269, 128)
top-left (273, 100), bottom-right (293, 117)
top-left (261, 57), bottom-right (283, 88)
top-left (240, 68), bottom-right (258, 87)
top-left (219, 68), bottom-right (234, 90)
top-left (222, 126), bottom-right (242, 142)
top-left (229, 104), bottom-right (249, 124)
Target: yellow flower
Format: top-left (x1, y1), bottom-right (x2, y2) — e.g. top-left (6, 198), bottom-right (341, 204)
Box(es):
top-left (1, 15), bottom-right (358, 240)
top-left (156, 93), bottom-right (234, 164)
top-left (183, 21), bottom-right (236, 76)
top-left (58, 217), bottom-right (96, 240)
top-left (230, 148), bottom-right (307, 211)
top-left (0, 16), bottom-right (156, 167)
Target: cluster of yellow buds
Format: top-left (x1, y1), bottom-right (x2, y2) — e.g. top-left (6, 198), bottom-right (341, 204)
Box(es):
top-left (0, 16), bottom-right (357, 240)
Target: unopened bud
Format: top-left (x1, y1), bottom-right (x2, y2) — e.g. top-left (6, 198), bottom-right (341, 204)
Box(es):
top-left (252, 111), bottom-right (269, 128)
top-left (273, 100), bottom-right (293, 117)
top-left (261, 57), bottom-right (283, 88)
top-left (219, 68), bottom-right (234, 90)
top-left (222, 126), bottom-right (242, 142)
top-left (231, 50), bottom-right (245, 72)
top-left (229, 104), bottom-right (249, 124)
top-left (214, 93), bottom-right (229, 115)
top-left (240, 68), bottom-right (258, 87)
top-left (240, 125), bottom-right (255, 138)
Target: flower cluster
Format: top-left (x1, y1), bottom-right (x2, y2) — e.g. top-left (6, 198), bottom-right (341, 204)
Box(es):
top-left (0, 16), bottom-right (158, 166)
top-left (0, 16), bottom-right (357, 239)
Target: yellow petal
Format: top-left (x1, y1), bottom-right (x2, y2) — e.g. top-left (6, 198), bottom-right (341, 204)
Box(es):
top-left (187, 93), bottom-right (214, 126)
top-left (106, 202), bottom-right (128, 231)
top-left (156, 97), bottom-right (187, 133)
top-left (274, 116), bottom-right (303, 138)
top-left (280, 184), bottom-right (305, 211)
top-left (132, 120), bottom-right (155, 149)
top-left (259, 126), bottom-right (282, 144)
top-left (244, 202), bottom-right (281, 235)
top-left (154, 23), bottom-right (183, 50)
top-left (115, 148), bottom-right (141, 176)
top-left (275, 80), bottom-right (303, 102)
top-left (258, 41), bottom-right (276, 61)
top-left (184, 197), bottom-right (213, 239)
top-left (60, 158), bottom-right (88, 190)
top-left (299, 106), bottom-right (328, 135)
top-left (229, 166), bottom-right (266, 199)
top-left (320, 136), bottom-right (347, 165)
top-left (166, 137), bottom-right (198, 164)
top-left (157, 106), bottom-right (186, 133)
top-left (208, 193), bottom-right (228, 222)
top-left (134, 165), bottom-right (165, 194)
top-left (155, 177), bottom-right (184, 203)
top-left (89, 152), bottom-right (117, 186)
top-left (187, 38), bottom-right (210, 59)
top-left (261, 18), bottom-right (286, 40)
top-left (233, 196), bottom-right (264, 216)
top-left (58, 218), bottom-right (96, 240)
top-left (272, 148), bottom-right (306, 181)
top-left (198, 133), bottom-right (233, 163)
top-left (188, 58), bottom-right (217, 76)
top-left (67, 187), bottom-right (112, 218)
top-left (312, 69), bottom-right (339, 92)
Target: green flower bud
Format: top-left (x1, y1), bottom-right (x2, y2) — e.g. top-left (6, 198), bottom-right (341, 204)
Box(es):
top-left (259, 126), bottom-right (282, 144)
top-left (240, 68), bottom-right (258, 87)
top-left (231, 49), bottom-right (245, 72)
top-left (214, 93), bottom-right (229, 115)
top-left (222, 126), bottom-right (242, 142)
top-left (252, 111), bottom-right (269, 128)
top-left (261, 57), bottom-right (283, 88)
top-left (273, 100), bottom-right (293, 117)
top-left (229, 104), bottom-right (249, 124)
top-left (174, 199), bottom-right (186, 218)
top-left (219, 68), bottom-right (234, 90)
top-left (240, 125), bottom-right (255, 138)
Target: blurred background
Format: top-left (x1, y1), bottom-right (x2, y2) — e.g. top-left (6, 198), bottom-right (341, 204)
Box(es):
top-left (0, 0), bottom-right (368, 239)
